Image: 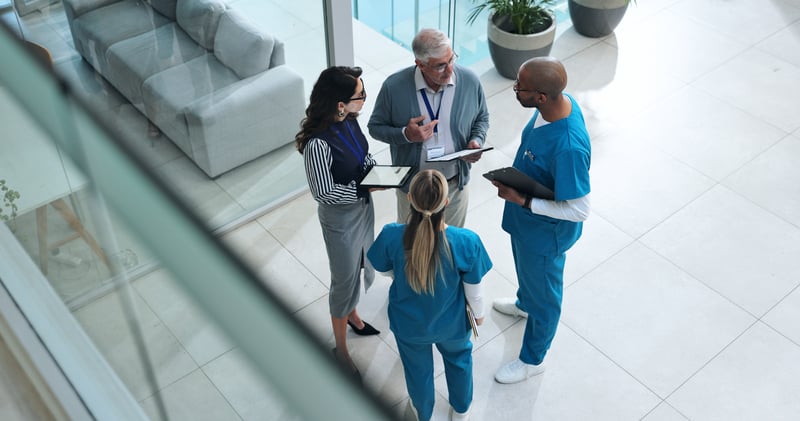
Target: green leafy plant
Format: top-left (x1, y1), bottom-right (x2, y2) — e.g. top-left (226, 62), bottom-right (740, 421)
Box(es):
top-left (0, 179), bottom-right (21, 222)
top-left (467, 0), bottom-right (556, 35)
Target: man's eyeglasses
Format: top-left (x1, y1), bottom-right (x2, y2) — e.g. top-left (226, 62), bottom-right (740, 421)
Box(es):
top-left (429, 53), bottom-right (458, 73)
top-left (513, 80), bottom-right (545, 95)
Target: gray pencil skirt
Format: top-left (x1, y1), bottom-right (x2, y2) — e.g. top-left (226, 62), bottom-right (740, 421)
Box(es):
top-left (317, 197), bottom-right (375, 318)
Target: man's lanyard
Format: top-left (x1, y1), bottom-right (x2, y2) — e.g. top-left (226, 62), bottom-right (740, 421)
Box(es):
top-left (332, 120), bottom-right (365, 165)
top-left (420, 88), bottom-right (444, 135)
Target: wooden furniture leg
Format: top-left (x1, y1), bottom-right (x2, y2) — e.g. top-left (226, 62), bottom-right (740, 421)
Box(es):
top-left (49, 199), bottom-right (112, 270)
top-left (36, 206), bottom-right (49, 275)
top-left (34, 198), bottom-right (112, 275)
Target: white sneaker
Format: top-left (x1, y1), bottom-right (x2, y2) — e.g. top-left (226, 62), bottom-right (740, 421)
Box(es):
top-left (492, 298), bottom-right (528, 318)
top-left (450, 406), bottom-right (470, 421)
top-left (494, 358), bottom-right (545, 384)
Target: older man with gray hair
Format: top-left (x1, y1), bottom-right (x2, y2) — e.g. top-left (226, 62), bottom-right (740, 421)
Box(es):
top-left (369, 28), bottom-right (489, 228)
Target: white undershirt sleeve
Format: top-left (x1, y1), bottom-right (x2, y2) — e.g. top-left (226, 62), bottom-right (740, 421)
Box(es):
top-left (529, 193), bottom-right (591, 222)
top-left (463, 282), bottom-right (484, 319)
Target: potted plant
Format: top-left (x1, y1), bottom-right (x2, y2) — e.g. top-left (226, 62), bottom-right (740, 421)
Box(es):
top-left (467, 0), bottom-right (557, 79)
top-left (568, 0), bottom-right (635, 38)
top-left (0, 179), bottom-right (21, 230)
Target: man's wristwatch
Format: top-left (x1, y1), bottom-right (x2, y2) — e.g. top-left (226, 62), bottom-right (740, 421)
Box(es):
top-left (522, 195), bottom-right (532, 209)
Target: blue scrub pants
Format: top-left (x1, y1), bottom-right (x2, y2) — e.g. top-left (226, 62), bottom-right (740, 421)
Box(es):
top-left (511, 238), bottom-right (566, 365)
top-left (395, 332), bottom-right (473, 421)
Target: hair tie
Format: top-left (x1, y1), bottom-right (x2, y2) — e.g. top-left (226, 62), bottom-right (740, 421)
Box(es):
top-left (421, 210), bottom-right (432, 218)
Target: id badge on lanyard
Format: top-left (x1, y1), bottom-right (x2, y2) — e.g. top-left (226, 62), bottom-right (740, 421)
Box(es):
top-left (421, 88), bottom-right (444, 159)
top-left (426, 144), bottom-right (445, 160)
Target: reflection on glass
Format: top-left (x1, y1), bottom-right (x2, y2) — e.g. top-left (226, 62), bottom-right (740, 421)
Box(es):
top-left (1, 78), bottom-right (164, 418)
top-left (0, 1), bottom-right (334, 419)
top-left (1, 85), bottom-right (109, 300)
top-left (7, 0), bottom-right (331, 305)
top-left (17, 0), bottom-right (327, 234)
top-left (1, 83), bottom-right (306, 419)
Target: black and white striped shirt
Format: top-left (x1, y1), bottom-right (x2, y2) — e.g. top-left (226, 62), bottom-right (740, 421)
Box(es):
top-left (304, 137), bottom-right (376, 205)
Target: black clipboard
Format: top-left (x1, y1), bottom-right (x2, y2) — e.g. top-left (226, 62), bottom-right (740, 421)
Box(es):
top-left (483, 167), bottom-right (555, 200)
top-left (359, 165), bottom-right (413, 188)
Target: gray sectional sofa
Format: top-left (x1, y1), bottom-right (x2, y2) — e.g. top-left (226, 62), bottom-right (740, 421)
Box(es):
top-left (62, 0), bottom-right (306, 177)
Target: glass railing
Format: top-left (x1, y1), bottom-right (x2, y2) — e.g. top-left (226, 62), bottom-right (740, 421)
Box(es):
top-left (0, 10), bottom-right (395, 421)
top-left (353, 0), bottom-right (571, 67)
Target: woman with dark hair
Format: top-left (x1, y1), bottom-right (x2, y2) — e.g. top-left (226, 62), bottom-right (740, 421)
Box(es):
top-left (295, 66), bottom-right (380, 378)
top-left (367, 169), bottom-right (492, 421)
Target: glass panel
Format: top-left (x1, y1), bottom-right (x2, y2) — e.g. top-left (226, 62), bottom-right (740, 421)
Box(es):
top-left (1, 7), bottom-right (395, 421)
top-left (354, 0), bottom-right (452, 50)
top-left (353, 0), bottom-right (481, 62)
top-left (4, 0), bottom-right (332, 309)
top-left (0, 70), bottom-right (163, 419)
top-left (14, 0), bottom-right (324, 233)
top-left (355, 0), bottom-right (572, 67)
top-left (452, 0), bottom-right (488, 67)
top-left (1, 84), bottom-right (139, 304)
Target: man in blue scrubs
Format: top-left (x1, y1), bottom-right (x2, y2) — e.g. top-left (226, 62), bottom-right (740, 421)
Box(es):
top-left (489, 57), bottom-right (591, 384)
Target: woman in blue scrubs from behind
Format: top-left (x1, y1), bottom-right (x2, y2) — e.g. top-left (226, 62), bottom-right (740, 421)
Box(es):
top-left (368, 169), bottom-right (492, 421)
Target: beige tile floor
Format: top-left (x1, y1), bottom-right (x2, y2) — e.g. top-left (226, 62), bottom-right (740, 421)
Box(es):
top-left (8, 0), bottom-right (800, 420)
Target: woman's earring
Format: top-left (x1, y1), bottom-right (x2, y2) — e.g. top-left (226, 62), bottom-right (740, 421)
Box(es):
top-left (338, 110), bottom-right (345, 117)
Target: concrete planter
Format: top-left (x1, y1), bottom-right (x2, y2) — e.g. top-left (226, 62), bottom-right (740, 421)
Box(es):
top-left (568, 0), bottom-right (629, 38)
top-left (487, 12), bottom-right (556, 79)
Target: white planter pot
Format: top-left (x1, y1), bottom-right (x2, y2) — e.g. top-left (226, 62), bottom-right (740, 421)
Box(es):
top-left (487, 12), bottom-right (556, 79)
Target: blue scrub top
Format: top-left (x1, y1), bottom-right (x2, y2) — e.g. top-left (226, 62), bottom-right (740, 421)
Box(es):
top-left (367, 223), bottom-right (493, 342)
top-left (501, 94), bottom-right (591, 255)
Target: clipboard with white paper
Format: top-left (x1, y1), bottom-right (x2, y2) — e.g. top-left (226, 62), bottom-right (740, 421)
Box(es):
top-left (359, 165), bottom-right (413, 188)
top-left (466, 302), bottom-right (479, 338)
top-left (426, 146), bottom-right (494, 162)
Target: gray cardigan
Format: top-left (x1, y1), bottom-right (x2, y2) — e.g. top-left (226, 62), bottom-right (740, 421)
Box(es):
top-left (368, 65), bottom-right (490, 191)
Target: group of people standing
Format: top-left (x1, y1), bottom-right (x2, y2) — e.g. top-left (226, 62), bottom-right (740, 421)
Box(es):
top-left (294, 28), bottom-right (591, 421)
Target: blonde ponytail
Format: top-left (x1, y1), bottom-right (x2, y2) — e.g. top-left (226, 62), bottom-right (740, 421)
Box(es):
top-left (403, 170), bottom-right (452, 294)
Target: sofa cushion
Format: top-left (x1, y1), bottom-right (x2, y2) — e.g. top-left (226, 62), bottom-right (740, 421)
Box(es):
top-left (72, 0), bottom-right (171, 74)
top-left (213, 10), bottom-right (274, 79)
top-left (141, 54), bottom-right (239, 153)
top-left (176, 0), bottom-right (227, 50)
top-left (147, 0), bottom-right (178, 20)
top-left (106, 23), bottom-right (207, 103)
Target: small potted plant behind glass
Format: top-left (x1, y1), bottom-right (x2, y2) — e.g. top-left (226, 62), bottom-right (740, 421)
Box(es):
top-left (467, 0), bottom-right (557, 79)
top-left (0, 179), bottom-right (21, 231)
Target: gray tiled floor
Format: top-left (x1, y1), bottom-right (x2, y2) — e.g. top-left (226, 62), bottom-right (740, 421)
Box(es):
top-left (10, 0), bottom-right (800, 420)
top-left (240, 1), bottom-right (800, 419)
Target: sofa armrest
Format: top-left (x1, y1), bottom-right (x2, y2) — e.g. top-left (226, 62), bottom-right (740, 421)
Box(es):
top-left (183, 65), bottom-right (306, 176)
top-left (269, 39), bottom-right (285, 68)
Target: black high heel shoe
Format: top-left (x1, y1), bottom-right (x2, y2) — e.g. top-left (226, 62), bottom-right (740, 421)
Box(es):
top-left (347, 320), bottom-right (380, 336)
